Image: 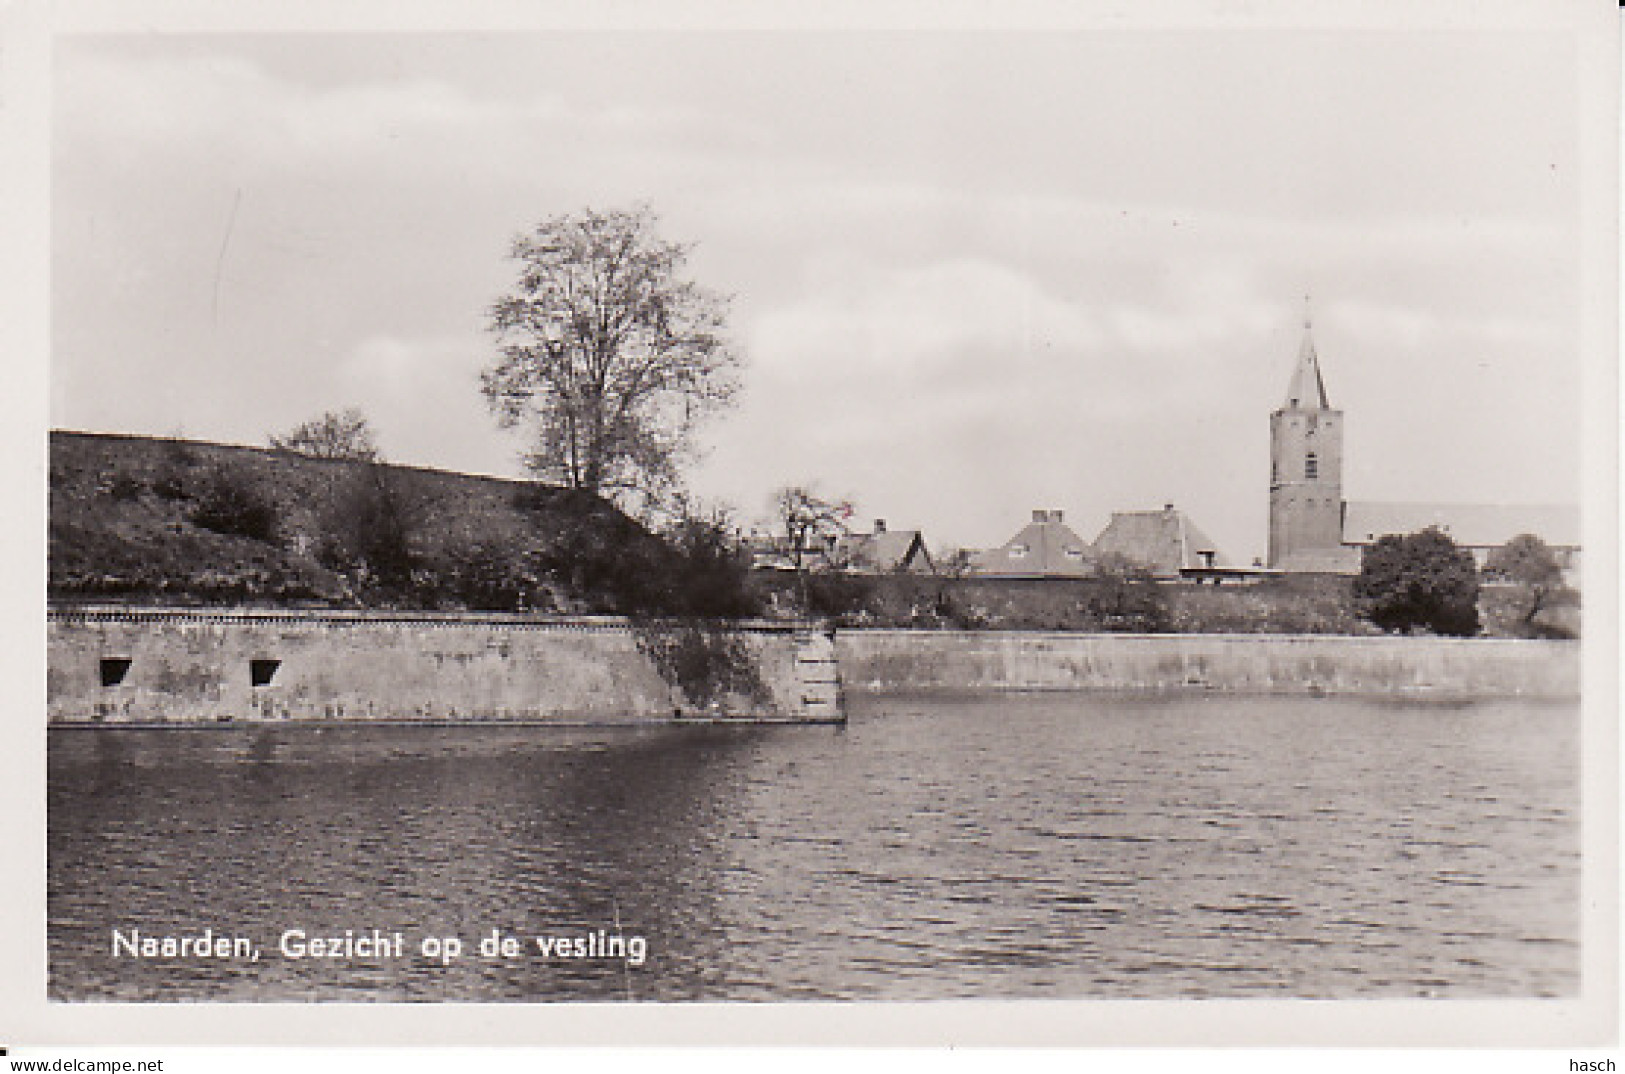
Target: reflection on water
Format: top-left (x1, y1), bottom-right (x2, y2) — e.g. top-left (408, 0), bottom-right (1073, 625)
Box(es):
top-left (49, 693), bottom-right (1580, 1000)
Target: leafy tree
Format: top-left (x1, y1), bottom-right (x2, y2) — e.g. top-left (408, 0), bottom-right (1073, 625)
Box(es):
top-left (481, 205), bottom-right (740, 517)
top-left (269, 408), bottom-right (380, 461)
top-left (1484, 532), bottom-right (1576, 635)
top-left (1354, 526), bottom-right (1481, 636)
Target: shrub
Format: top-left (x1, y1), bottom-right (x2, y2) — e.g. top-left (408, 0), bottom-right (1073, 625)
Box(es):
top-left (657, 509), bottom-right (762, 619)
top-left (152, 470), bottom-right (192, 501)
top-left (317, 465), bottom-right (426, 596)
top-left (104, 473), bottom-right (145, 501)
top-left (1081, 555), bottom-right (1172, 633)
top-left (529, 493), bottom-right (667, 614)
top-left (517, 491), bottom-right (760, 619)
top-left (805, 572), bottom-right (877, 620)
top-left (191, 466), bottom-right (279, 543)
top-left (431, 541), bottom-right (553, 612)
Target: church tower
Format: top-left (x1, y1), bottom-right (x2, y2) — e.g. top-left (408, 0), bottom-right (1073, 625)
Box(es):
top-left (1268, 308), bottom-right (1345, 569)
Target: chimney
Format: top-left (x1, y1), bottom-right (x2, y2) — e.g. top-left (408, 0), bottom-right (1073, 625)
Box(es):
top-left (1032, 509), bottom-right (1047, 523)
top-left (1163, 503), bottom-right (1175, 513)
top-left (874, 519), bottom-right (887, 533)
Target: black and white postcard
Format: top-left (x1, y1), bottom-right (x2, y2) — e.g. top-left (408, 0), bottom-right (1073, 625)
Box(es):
top-left (2, 0), bottom-right (1617, 1055)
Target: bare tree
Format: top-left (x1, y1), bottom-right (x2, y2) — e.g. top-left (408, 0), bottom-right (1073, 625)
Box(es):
top-left (482, 204), bottom-right (740, 517)
top-left (767, 486), bottom-right (855, 615)
top-left (771, 486), bottom-right (854, 573)
top-left (269, 408), bottom-right (380, 461)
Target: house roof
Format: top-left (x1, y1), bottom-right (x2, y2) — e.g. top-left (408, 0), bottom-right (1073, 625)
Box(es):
top-left (1092, 505), bottom-right (1232, 576)
top-left (838, 528), bottom-right (931, 572)
top-left (1342, 501), bottom-right (1580, 549)
top-left (973, 510), bottom-right (1093, 578)
top-left (1282, 320), bottom-right (1331, 410)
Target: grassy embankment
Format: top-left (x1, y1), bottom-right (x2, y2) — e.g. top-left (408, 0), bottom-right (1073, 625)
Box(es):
top-left (49, 430), bottom-right (702, 614)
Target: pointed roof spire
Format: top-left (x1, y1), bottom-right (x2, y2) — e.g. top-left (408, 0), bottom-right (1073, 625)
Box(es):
top-left (1283, 295), bottom-right (1330, 409)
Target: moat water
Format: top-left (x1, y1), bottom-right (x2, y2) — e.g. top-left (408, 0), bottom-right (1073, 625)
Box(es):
top-left (48, 692), bottom-right (1580, 1001)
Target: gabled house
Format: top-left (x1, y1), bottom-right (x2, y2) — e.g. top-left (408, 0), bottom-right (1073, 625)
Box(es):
top-left (1091, 503), bottom-right (1234, 581)
top-left (835, 519), bottom-right (935, 574)
top-left (973, 509), bottom-right (1093, 578)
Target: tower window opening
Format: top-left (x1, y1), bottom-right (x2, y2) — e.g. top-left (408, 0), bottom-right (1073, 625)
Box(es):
top-left (1305, 453), bottom-right (1319, 480)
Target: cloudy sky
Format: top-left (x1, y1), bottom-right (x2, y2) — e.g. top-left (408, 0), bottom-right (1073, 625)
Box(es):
top-left (50, 19), bottom-right (1591, 560)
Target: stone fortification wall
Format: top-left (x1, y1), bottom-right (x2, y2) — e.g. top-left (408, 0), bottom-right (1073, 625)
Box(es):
top-left (836, 630), bottom-right (1579, 698)
top-left (49, 607), bottom-right (841, 726)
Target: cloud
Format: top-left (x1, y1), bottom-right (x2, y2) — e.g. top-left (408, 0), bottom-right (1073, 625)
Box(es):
top-left (1329, 298), bottom-right (1567, 352)
top-left (331, 334), bottom-right (513, 476)
top-left (708, 173), bottom-right (1567, 271)
top-left (752, 255), bottom-right (1104, 380)
top-left (56, 47), bottom-right (766, 185)
top-left (695, 252), bottom-right (1282, 545)
top-left (51, 33), bottom-right (1584, 560)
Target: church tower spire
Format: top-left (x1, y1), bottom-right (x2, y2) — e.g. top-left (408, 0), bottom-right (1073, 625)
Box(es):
top-left (1283, 296), bottom-right (1330, 410)
top-left (1268, 298), bottom-right (1346, 570)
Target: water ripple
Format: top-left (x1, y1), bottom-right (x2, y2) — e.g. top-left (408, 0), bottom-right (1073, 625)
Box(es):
top-left (48, 693), bottom-right (1579, 1001)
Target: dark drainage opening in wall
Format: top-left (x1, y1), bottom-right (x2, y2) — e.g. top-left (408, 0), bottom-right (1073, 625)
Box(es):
top-left (250, 659), bottom-right (281, 687)
top-left (100, 657), bottom-right (132, 687)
